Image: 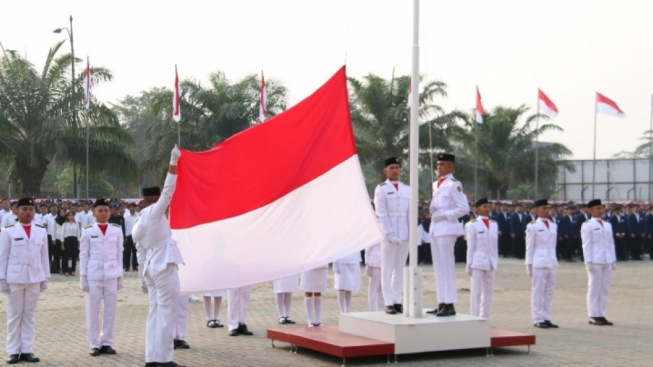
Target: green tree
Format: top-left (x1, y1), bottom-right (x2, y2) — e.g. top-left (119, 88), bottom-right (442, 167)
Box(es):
top-left (0, 42), bottom-right (137, 197)
top-left (452, 105), bottom-right (572, 199)
top-left (55, 167), bottom-right (114, 198)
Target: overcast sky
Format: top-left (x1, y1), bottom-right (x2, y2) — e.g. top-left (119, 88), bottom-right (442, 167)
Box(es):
top-left (2, 0), bottom-right (651, 160)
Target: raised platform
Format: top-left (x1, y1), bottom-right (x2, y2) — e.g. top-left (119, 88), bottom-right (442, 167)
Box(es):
top-left (490, 327), bottom-right (536, 353)
top-left (339, 310), bottom-right (490, 354)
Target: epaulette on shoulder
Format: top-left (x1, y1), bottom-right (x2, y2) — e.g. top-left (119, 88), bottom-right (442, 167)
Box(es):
top-left (83, 224), bottom-right (93, 229)
top-left (378, 182), bottom-right (386, 186)
top-left (490, 219), bottom-right (496, 222)
top-left (470, 218), bottom-right (477, 222)
top-left (34, 223), bottom-right (44, 228)
top-left (3, 223), bottom-right (15, 228)
top-left (529, 220), bottom-right (536, 224)
top-left (111, 223), bottom-right (121, 227)
top-left (451, 178), bottom-right (458, 182)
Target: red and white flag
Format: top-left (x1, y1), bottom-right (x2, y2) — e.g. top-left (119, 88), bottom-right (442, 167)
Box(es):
top-left (172, 66), bottom-right (181, 122)
top-left (83, 57), bottom-right (91, 110)
top-left (170, 67), bottom-right (382, 292)
top-left (596, 92), bottom-right (625, 118)
top-left (538, 89), bottom-right (558, 118)
top-left (259, 71), bottom-right (268, 122)
top-left (475, 86), bottom-right (484, 123)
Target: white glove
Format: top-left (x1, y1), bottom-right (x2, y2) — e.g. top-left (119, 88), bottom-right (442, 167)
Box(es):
top-left (117, 277), bottom-right (123, 291)
top-left (141, 282), bottom-right (148, 294)
top-left (0, 279), bottom-right (9, 294)
top-left (170, 145), bottom-right (181, 165)
top-left (585, 262), bottom-right (593, 272)
top-left (81, 275), bottom-right (89, 292)
top-left (333, 263), bottom-right (340, 274)
top-left (385, 234), bottom-right (398, 243)
top-left (526, 265), bottom-right (533, 277)
top-left (40, 281), bottom-right (48, 292)
top-left (611, 262), bottom-right (616, 271)
top-left (466, 266), bottom-right (473, 276)
top-left (365, 265), bottom-right (373, 277)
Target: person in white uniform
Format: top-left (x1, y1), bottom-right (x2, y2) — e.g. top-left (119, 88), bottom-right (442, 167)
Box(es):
top-left (203, 289), bottom-right (226, 328)
top-left (465, 198), bottom-right (498, 319)
top-left (581, 199), bottom-right (617, 326)
top-left (80, 198), bottom-right (124, 356)
top-left (333, 251), bottom-right (362, 313)
top-left (0, 202), bottom-right (18, 229)
top-left (274, 274), bottom-right (299, 324)
top-left (301, 265), bottom-right (328, 326)
top-left (227, 286), bottom-right (254, 336)
top-left (427, 153), bottom-right (469, 317)
top-left (373, 157), bottom-right (410, 315)
top-left (132, 146), bottom-right (185, 367)
top-left (364, 242), bottom-right (383, 311)
top-left (0, 198), bottom-right (49, 364)
top-left (525, 199), bottom-right (560, 329)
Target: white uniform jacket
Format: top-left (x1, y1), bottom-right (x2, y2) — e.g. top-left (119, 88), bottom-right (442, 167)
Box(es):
top-left (465, 218), bottom-right (498, 271)
top-left (581, 218), bottom-right (616, 265)
top-left (132, 173), bottom-right (184, 278)
top-left (374, 180), bottom-right (410, 242)
top-left (525, 218), bottom-right (558, 269)
top-left (0, 223), bottom-right (49, 284)
top-left (80, 223), bottom-right (124, 281)
top-left (429, 174), bottom-right (469, 237)
top-left (364, 243), bottom-right (382, 267)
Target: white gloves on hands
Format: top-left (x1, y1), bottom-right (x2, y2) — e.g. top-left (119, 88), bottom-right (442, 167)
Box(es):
top-left (170, 145), bottom-right (181, 165)
top-left (526, 265), bottom-right (533, 277)
top-left (141, 282), bottom-right (148, 294)
top-left (365, 265), bottom-right (373, 277)
top-left (611, 262), bottom-right (616, 271)
top-left (117, 277), bottom-right (123, 291)
top-left (81, 275), bottom-right (89, 292)
top-left (333, 263), bottom-right (340, 274)
top-left (0, 279), bottom-right (9, 294)
top-left (40, 281), bottom-right (48, 292)
top-left (466, 266), bottom-right (473, 276)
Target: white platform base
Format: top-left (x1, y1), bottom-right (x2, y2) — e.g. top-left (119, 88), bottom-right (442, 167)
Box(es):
top-left (339, 310), bottom-right (490, 354)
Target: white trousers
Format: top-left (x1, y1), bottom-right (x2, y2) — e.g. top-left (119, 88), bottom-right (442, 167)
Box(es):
top-left (531, 267), bottom-right (557, 323)
top-left (86, 278), bottom-right (118, 348)
top-left (175, 296), bottom-right (189, 340)
top-left (586, 263), bottom-right (612, 317)
top-left (431, 235), bottom-right (458, 304)
top-left (227, 287), bottom-right (251, 331)
top-left (381, 240), bottom-right (409, 306)
top-left (367, 266), bottom-right (384, 311)
top-left (145, 264), bottom-right (180, 363)
top-left (6, 283), bottom-right (40, 354)
top-left (470, 269), bottom-right (495, 318)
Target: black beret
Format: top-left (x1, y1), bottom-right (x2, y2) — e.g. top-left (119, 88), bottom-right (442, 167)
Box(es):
top-left (93, 198), bottom-right (110, 208)
top-left (437, 153), bottom-right (455, 162)
top-left (475, 198), bottom-right (489, 207)
top-left (533, 199), bottom-right (549, 208)
top-left (142, 187), bottom-right (161, 196)
top-left (587, 199), bottom-right (602, 208)
top-left (128, 202), bottom-right (137, 208)
top-left (16, 198), bottom-right (35, 208)
top-left (384, 157), bottom-right (401, 168)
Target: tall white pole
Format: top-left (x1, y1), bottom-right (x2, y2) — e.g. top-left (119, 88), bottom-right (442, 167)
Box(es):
top-left (405, 0), bottom-right (423, 318)
top-left (474, 117), bottom-right (477, 200)
top-left (649, 94), bottom-right (652, 202)
top-left (592, 92), bottom-right (597, 199)
top-left (534, 90), bottom-right (540, 199)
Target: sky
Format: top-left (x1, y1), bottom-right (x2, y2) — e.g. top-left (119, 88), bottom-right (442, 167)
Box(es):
top-left (2, 0), bottom-right (652, 160)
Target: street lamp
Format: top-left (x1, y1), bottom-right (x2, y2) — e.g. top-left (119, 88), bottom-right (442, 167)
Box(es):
top-left (53, 15), bottom-right (78, 199)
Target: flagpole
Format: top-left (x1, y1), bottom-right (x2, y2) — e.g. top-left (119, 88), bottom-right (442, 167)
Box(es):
top-left (649, 94), bottom-right (652, 202)
top-left (592, 92), bottom-right (597, 199)
top-left (429, 118), bottom-right (434, 184)
top-left (85, 110), bottom-right (89, 200)
top-left (474, 114), bottom-right (478, 200)
top-left (534, 89), bottom-right (540, 199)
top-left (175, 65), bottom-right (181, 147)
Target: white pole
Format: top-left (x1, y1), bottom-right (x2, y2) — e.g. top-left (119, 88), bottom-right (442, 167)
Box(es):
top-left (649, 94), bottom-right (652, 202)
top-left (86, 110), bottom-right (89, 200)
top-left (534, 89), bottom-right (540, 198)
top-left (474, 115), bottom-right (477, 200)
top-left (592, 92), bottom-right (597, 199)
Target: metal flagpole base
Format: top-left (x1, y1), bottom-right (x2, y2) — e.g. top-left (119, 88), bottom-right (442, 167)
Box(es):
top-left (403, 266), bottom-right (423, 318)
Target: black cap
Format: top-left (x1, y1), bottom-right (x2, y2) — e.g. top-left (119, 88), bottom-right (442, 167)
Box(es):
top-left (475, 198), bottom-right (489, 207)
top-left (93, 198), bottom-right (110, 208)
top-left (384, 157), bottom-right (401, 168)
top-left (437, 153), bottom-right (455, 162)
top-left (533, 199), bottom-right (549, 208)
top-left (128, 202), bottom-right (137, 208)
top-left (587, 199), bottom-right (602, 208)
top-left (142, 187), bottom-right (161, 197)
top-left (16, 198), bottom-right (35, 208)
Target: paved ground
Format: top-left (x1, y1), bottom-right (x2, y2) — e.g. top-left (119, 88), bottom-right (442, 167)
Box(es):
top-left (0, 257), bottom-right (651, 367)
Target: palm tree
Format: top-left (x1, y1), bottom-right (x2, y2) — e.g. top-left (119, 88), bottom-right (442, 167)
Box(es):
top-left (452, 105), bottom-right (572, 199)
top-left (0, 42), bottom-right (136, 197)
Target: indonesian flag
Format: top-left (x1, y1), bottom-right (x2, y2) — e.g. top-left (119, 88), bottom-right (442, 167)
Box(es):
top-left (170, 66), bottom-right (383, 292)
top-left (596, 92), bottom-right (625, 118)
top-left (538, 89), bottom-right (558, 118)
top-left (172, 66), bottom-right (181, 122)
top-left (475, 86), bottom-right (484, 124)
top-left (83, 57), bottom-right (91, 110)
top-left (259, 71), bottom-right (268, 122)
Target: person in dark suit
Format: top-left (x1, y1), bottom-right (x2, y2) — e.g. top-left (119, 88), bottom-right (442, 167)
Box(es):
top-left (495, 204), bottom-right (511, 257)
top-left (510, 204), bottom-right (528, 259)
top-left (645, 206), bottom-right (653, 260)
top-left (559, 207), bottom-right (577, 261)
top-left (608, 206), bottom-right (627, 261)
top-left (626, 204), bottom-right (644, 260)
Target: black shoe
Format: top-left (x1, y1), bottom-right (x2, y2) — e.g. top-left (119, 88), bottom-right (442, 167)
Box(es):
top-left (229, 329), bottom-right (239, 336)
top-left (437, 304), bottom-right (456, 317)
top-left (385, 305), bottom-right (397, 314)
top-left (238, 323), bottom-right (253, 336)
top-left (394, 304), bottom-right (403, 313)
top-left (600, 317), bottom-right (614, 326)
top-left (19, 353), bottom-right (40, 363)
top-left (588, 317), bottom-right (606, 326)
top-left (100, 345), bottom-right (116, 354)
top-left (6, 354), bottom-right (19, 364)
top-left (544, 320), bottom-right (559, 328)
top-left (156, 363), bottom-right (186, 367)
top-left (533, 322), bottom-right (549, 329)
top-left (173, 339), bottom-right (190, 349)
top-left (144, 363), bottom-right (156, 367)
top-left (124, 268), bottom-right (130, 272)
top-left (278, 317), bottom-right (287, 324)
top-left (133, 267), bottom-right (138, 271)
top-left (284, 317), bottom-right (296, 324)
top-left (90, 348), bottom-right (102, 356)
top-left (426, 303), bottom-right (445, 315)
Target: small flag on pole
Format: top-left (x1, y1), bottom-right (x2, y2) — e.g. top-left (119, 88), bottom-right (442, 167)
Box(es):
top-left (259, 71), bottom-right (268, 122)
top-left (475, 86), bottom-right (484, 124)
top-left (596, 92), bottom-right (625, 118)
top-left (538, 89), bottom-right (558, 118)
top-left (83, 57), bottom-right (91, 110)
top-left (173, 66), bottom-right (181, 122)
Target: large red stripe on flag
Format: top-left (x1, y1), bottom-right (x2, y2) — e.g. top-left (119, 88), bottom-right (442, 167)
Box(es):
top-left (170, 66), bottom-right (356, 229)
